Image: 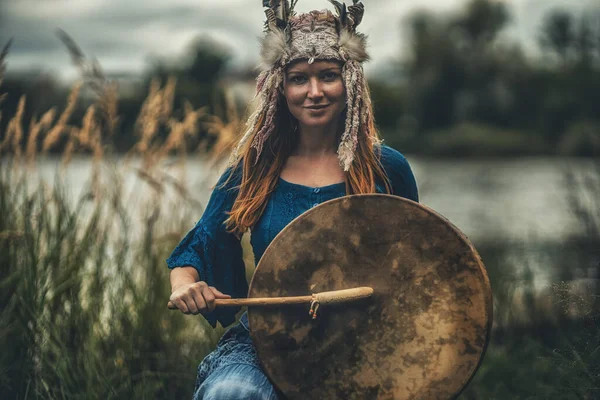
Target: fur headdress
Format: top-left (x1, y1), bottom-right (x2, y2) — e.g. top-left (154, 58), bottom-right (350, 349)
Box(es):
top-left (230, 1), bottom-right (375, 171)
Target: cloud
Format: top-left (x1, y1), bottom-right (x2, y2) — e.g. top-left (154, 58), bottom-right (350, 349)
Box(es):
top-left (1, 0), bottom-right (265, 78)
top-left (1, 0), bottom-right (596, 82)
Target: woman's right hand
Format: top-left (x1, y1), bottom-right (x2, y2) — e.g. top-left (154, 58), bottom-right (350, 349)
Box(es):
top-left (169, 281), bottom-right (232, 315)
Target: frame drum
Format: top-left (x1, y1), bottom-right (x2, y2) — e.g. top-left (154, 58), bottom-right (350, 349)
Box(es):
top-left (248, 194), bottom-right (492, 400)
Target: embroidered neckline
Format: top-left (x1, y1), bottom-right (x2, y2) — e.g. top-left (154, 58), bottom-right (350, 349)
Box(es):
top-left (278, 177), bottom-right (345, 192)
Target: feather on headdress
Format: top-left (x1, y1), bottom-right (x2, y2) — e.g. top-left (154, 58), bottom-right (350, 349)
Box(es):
top-left (230, 1), bottom-right (373, 171)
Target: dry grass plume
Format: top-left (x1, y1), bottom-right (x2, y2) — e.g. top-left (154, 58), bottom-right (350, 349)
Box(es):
top-left (0, 31), bottom-right (244, 201)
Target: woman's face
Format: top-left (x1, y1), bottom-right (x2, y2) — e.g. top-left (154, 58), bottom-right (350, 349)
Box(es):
top-left (283, 59), bottom-right (346, 129)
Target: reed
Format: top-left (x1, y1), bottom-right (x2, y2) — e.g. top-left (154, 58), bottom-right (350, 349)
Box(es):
top-left (41, 82), bottom-right (83, 154)
top-left (0, 34), bottom-right (244, 399)
top-left (0, 165), bottom-right (232, 399)
top-left (26, 108), bottom-right (57, 166)
top-left (460, 160), bottom-right (600, 399)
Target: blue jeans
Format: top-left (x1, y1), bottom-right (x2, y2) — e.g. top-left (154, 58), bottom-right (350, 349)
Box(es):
top-left (193, 313), bottom-right (280, 400)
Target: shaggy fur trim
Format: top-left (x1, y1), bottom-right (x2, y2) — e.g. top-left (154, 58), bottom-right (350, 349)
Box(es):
top-left (260, 29), bottom-right (288, 70)
top-left (339, 30), bottom-right (369, 63)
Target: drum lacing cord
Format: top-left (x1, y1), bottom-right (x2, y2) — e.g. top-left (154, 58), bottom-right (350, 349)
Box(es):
top-left (308, 288), bottom-right (373, 319)
top-left (309, 296), bottom-right (320, 319)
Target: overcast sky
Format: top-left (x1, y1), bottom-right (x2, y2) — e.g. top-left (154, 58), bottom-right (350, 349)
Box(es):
top-left (1, 0), bottom-right (598, 82)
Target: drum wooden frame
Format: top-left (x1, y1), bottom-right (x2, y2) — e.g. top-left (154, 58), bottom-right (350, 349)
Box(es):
top-left (247, 194), bottom-right (493, 400)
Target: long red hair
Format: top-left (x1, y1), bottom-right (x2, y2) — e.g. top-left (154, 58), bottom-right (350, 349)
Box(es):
top-left (224, 87), bottom-right (390, 237)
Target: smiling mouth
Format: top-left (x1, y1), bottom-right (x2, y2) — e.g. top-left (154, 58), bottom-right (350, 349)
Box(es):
top-left (305, 105), bottom-right (330, 110)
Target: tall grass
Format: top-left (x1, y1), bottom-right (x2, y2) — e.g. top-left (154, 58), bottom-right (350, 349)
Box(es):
top-left (0, 162), bottom-right (232, 399)
top-left (0, 35), bottom-right (243, 399)
top-left (460, 161), bottom-right (600, 399)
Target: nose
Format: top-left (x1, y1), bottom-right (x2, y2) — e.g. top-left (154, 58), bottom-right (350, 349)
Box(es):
top-left (307, 78), bottom-right (324, 100)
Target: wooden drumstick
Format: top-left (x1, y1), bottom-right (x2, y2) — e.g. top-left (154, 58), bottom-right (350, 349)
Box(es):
top-left (167, 286), bottom-right (373, 310)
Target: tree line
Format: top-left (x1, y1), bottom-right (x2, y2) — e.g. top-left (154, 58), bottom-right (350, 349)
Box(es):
top-left (1, 0), bottom-right (599, 157)
top-left (371, 0), bottom-right (600, 156)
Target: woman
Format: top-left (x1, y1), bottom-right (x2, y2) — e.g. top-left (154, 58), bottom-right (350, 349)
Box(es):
top-left (167, 2), bottom-right (418, 399)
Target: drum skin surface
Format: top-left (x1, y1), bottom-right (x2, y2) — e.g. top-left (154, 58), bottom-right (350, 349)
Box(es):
top-left (248, 194), bottom-right (493, 400)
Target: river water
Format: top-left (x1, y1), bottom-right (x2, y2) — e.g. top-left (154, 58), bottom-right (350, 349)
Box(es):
top-left (23, 155), bottom-right (598, 289)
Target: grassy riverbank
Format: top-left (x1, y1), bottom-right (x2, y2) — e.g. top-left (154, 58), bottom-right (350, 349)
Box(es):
top-left (0, 159), bottom-right (230, 399)
top-left (1, 156), bottom-right (597, 399)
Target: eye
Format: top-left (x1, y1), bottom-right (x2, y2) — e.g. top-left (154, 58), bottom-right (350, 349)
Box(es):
top-left (288, 75), bottom-right (307, 84)
top-left (322, 71), bottom-right (339, 81)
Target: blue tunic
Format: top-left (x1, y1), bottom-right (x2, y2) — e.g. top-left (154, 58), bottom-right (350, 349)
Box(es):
top-left (166, 145), bottom-right (419, 328)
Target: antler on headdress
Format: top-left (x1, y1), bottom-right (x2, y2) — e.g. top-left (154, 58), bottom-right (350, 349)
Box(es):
top-left (328, 0), bottom-right (364, 31)
top-left (263, 0), bottom-right (297, 31)
top-left (347, 0), bottom-right (365, 30)
top-left (327, 0), bottom-right (348, 26)
top-left (264, 0), bottom-right (364, 33)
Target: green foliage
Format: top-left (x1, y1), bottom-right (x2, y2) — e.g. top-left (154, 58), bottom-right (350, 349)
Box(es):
top-left (455, 0), bottom-right (509, 44)
top-left (421, 123), bottom-right (546, 157)
top-left (539, 10), bottom-right (576, 63)
top-left (370, 0), bottom-right (600, 156)
top-left (143, 35), bottom-right (231, 115)
top-left (368, 80), bottom-right (404, 131)
top-left (457, 243), bottom-right (599, 399)
top-left (558, 120), bottom-right (600, 156)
